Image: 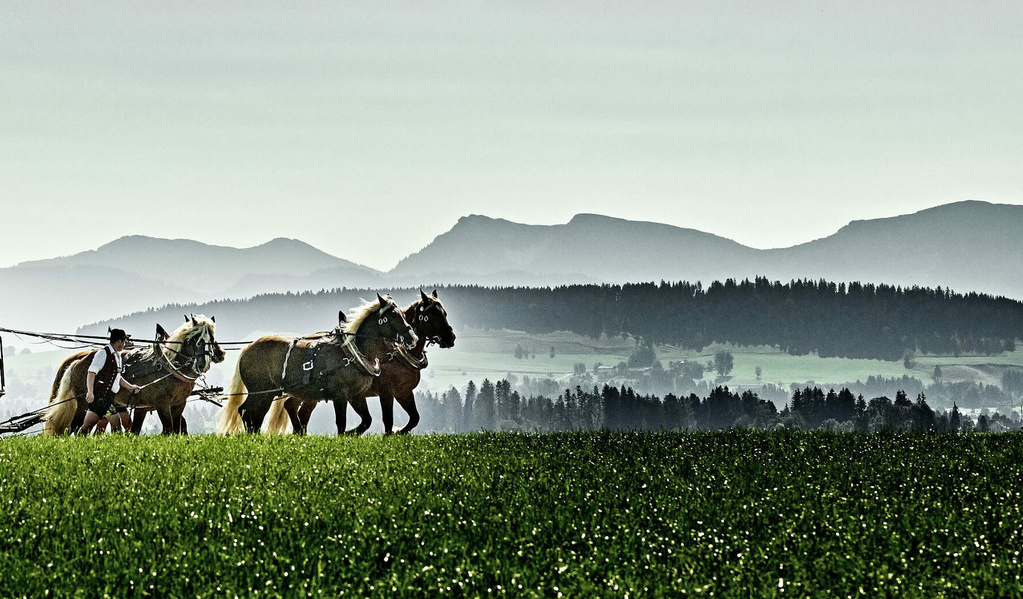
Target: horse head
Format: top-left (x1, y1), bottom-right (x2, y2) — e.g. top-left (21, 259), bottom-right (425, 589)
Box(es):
top-left (169, 314), bottom-right (226, 375)
top-left (375, 294), bottom-right (418, 350)
top-left (411, 289), bottom-right (456, 348)
top-left (345, 294), bottom-right (418, 351)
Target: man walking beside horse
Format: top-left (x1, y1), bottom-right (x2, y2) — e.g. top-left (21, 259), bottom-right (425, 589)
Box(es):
top-left (78, 328), bottom-right (142, 435)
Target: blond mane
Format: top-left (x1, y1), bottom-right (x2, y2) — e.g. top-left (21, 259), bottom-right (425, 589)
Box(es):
top-left (159, 314), bottom-right (216, 359)
top-left (343, 296), bottom-right (396, 336)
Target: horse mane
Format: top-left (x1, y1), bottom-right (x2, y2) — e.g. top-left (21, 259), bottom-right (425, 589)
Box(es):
top-left (157, 314), bottom-right (216, 358)
top-left (344, 297), bottom-right (395, 336)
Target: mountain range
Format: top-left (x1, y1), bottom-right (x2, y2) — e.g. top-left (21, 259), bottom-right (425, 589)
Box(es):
top-left (1, 200), bottom-right (1021, 333)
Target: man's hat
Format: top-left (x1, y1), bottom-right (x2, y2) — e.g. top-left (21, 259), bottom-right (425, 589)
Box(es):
top-left (109, 328), bottom-right (128, 343)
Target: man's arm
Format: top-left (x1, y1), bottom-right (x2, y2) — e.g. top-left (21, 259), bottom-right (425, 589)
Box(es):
top-left (86, 371), bottom-right (96, 404)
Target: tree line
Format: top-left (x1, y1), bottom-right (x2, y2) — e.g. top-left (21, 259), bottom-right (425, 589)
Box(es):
top-left (91, 277), bottom-right (1023, 363)
top-left (409, 381), bottom-right (1014, 435)
top-left (438, 278), bottom-right (1022, 360)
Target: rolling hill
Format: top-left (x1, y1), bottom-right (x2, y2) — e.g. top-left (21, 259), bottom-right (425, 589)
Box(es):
top-left (392, 201), bottom-right (1023, 299)
top-left (0, 237), bottom-right (380, 332)
top-left (3, 200), bottom-right (1022, 336)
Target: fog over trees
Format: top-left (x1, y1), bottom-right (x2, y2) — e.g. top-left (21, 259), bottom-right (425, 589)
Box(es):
top-left (92, 278), bottom-right (1023, 363)
top-left (408, 381), bottom-right (1014, 435)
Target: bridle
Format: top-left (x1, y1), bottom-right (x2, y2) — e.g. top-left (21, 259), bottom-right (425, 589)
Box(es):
top-left (160, 325), bottom-right (220, 382)
top-left (412, 300), bottom-right (452, 347)
top-left (371, 301), bottom-right (418, 350)
top-left (385, 299), bottom-right (451, 368)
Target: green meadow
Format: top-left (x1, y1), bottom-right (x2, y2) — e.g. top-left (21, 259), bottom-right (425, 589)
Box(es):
top-left (0, 432), bottom-right (1021, 598)
top-left (423, 329), bottom-right (1023, 391)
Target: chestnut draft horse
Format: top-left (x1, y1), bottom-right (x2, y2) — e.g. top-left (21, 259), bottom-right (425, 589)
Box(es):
top-left (216, 294), bottom-right (418, 435)
top-left (43, 315), bottom-right (225, 435)
top-left (266, 289), bottom-right (455, 435)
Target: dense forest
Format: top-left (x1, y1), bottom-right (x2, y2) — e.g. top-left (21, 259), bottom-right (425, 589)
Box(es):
top-left (410, 381), bottom-right (1018, 435)
top-left (94, 278), bottom-right (1023, 362)
top-left (440, 278), bottom-right (1022, 360)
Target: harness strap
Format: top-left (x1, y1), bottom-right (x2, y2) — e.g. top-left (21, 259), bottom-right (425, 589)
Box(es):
top-left (301, 343), bottom-right (321, 386)
top-left (342, 335), bottom-right (381, 377)
top-left (158, 345), bottom-right (200, 383)
top-left (394, 345), bottom-right (428, 370)
top-left (280, 340), bottom-right (298, 387)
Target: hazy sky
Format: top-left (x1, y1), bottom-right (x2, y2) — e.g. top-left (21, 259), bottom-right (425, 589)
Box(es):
top-left (3, 1), bottom-right (1022, 272)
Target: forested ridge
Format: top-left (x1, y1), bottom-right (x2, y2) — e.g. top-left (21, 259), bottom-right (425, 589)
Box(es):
top-left (94, 277), bottom-right (1023, 361)
top-left (442, 278), bottom-right (1022, 360)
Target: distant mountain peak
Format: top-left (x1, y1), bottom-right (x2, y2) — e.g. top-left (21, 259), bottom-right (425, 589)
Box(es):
top-left (260, 237), bottom-right (304, 246)
top-left (567, 213), bottom-right (625, 225)
top-left (454, 214), bottom-right (517, 228)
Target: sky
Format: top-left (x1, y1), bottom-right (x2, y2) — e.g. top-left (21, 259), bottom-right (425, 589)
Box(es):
top-left (2, 1), bottom-right (1022, 272)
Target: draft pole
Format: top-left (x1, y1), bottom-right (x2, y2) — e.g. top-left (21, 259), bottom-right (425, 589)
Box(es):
top-left (0, 335), bottom-right (6, 398)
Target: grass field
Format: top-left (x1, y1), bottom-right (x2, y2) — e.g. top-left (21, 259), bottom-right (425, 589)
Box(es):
top-left (1, 432), bottom-right (1021, 597)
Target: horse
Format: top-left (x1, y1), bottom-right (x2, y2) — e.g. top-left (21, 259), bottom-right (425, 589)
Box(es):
top-left (43, 315), bottom-right (225, 435)
top-left (266, 289), bottom-right (456, 435)
top-left (216, 294), bottom-right (418, 435)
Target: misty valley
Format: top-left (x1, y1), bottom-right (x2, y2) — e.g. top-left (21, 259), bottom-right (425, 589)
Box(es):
top-left (4, 278), bottom-right (1022, 435)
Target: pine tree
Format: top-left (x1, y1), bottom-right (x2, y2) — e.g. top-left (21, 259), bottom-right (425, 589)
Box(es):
top-left (461, 380), bottom-right (477, 432)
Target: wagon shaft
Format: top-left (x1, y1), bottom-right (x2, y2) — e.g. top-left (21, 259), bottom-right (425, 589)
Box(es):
top-left (0, 413), bottom-right (43, 434)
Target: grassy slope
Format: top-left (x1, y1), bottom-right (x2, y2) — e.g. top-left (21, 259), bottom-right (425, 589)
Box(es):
top-left (0, 433), bottom-right (1021, 598)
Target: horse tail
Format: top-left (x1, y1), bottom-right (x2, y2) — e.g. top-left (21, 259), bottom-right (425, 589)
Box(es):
top-left (49, 352), bottom-right (88, 403)
top-left (216, 363), bottom-right (248, 435)
top-left (265, 397), bottom-right (291, 434)
top-left (43, 368), bottom-right (79, 435)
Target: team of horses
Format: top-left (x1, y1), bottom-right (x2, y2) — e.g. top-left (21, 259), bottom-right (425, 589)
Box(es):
top-left (41, 291), bottom-right (454, 436)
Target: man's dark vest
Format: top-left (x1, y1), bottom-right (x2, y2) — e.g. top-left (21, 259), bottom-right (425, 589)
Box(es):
top-left (94, 346), bottom-right (121, 398)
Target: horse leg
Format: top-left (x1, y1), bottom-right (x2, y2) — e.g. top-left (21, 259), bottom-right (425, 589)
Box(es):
top-left (380, 393), bottom-right (396, 435)
top-left (283, 396), bottom-right (306, 435)
top-left (130, 407), bottom-right (149, 435)
top-left (395, 392), bottom-right (420, 435)
top-left (170, 403), bottom-right (186, 435)
top-left (156, 406), bottom-right (175, 435)
top-left (297, 401), bottom-right (317, 434)
top-left (347, 396), bottom-right (372, 436)
top-left (332, 397), bottom-right (347, 435)
top-left (241, 395), bottom-right (272, 433)
top-left (70, 401), bottom-right (88, 433)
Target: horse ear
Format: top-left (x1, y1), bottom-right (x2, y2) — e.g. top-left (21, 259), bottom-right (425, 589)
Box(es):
top-left (432, 289), bottom-right (438, 298)
top-left (184, 315), bottom-right (189, 322)
top-left (338, 310), bottom-right (348, 324)
top-left (211, 315), bottom-right (215, 323)
top-left (108, 327), bottom-right (112, 333)
top-left (191, 315), bottom-right (198, 326)
top-left (421, 289), bottom-right (429, 302)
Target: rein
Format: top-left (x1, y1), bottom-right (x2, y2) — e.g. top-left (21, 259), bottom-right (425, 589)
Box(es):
top-left (157, 342), bottom-right (204, 382)
top-left (152, 324), bottom-right (222, 382)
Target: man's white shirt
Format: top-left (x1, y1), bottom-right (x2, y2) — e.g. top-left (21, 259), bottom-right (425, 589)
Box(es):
top-left (88, 344), bottom-right (124, 393)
